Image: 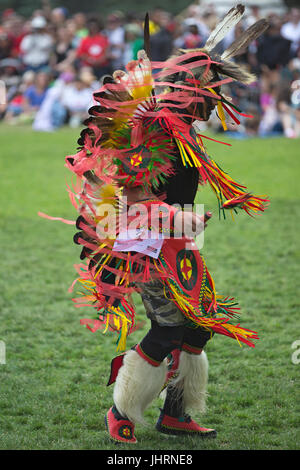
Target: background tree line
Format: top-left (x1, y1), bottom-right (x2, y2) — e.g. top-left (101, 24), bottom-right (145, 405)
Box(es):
top-left (0, 0), bottom-right (193, 17)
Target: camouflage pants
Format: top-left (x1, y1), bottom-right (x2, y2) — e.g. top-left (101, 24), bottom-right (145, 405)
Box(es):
top-left (139, 279), bottom-right (189, 327)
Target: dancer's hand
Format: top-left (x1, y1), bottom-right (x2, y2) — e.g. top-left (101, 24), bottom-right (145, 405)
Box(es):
top-left (174, 211), bottom-right (212, 237)
top-left (203, 211), bottom-right (212, 229)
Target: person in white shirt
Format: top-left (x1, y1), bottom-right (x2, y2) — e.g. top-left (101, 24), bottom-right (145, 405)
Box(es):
top-left (104, 12), bottom-right (125, 70)
top-left (61, 70), bottom-right (97, 127)
top-left (281, 8), bottom-right (300, 56)
top-left (20, 16), bottom-right (53, 71)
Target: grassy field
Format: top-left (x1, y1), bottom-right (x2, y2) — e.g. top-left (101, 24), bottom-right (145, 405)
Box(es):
top-left (0, 125), bottom-right (299, 451)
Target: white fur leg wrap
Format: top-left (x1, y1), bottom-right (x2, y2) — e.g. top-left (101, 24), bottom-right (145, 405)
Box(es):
top-left (113, 349), bottom-right (167, 425)
top-left (171, 350), bottom-right (209, 414)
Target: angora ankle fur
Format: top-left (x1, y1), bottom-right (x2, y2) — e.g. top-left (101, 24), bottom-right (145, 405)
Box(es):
top-left (169, 350), bottom-right (209, 414)
top-left (113, 349), bottom-right (167, 425)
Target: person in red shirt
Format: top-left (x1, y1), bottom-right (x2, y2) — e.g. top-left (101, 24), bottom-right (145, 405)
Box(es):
top-left (76, 17), bottom-right (111, 79)
top-left (6, 15), bottom-right (27, 58)
top-left (183, 25), bottom-right (204, 49)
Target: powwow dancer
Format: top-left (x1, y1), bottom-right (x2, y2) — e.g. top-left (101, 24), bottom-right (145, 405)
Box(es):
top-left (64, 6), bottom-right (269, 443)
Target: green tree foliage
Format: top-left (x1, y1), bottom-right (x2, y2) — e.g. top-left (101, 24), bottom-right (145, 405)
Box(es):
top-left (284, 0), bottom-right (300, 6)
top-left (0, 0), bottom-right (193, 18)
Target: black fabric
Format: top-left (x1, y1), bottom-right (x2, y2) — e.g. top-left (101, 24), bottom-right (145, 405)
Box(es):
top-left (152, 154), bottom-right (199, 208)
top-left (182, 326), bottom-right (214, 349)
top-left (139, 321), bottom-right (185, 363)
top-left (256, 33), bottom-right (291, 70)
top-left (139, 321), bottom-right (213, 364)
top-left (145, 117), bottom-right (199, 208)
top-left (162, 386), bottom-right (184, 418)
top-left (53, 44), bottom-right (73, 65)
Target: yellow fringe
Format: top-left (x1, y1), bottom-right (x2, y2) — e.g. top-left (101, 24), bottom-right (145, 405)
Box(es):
top-left (103, 314), bottom-right (110, 334)
top-left (106, 305), bottom-right (131, 352)
top-left (207, 87), bottom-right (227, 131)
top-left (117, 321), bottom-right (129, 352)
top-left (164, 279), bottom-right (256, 346)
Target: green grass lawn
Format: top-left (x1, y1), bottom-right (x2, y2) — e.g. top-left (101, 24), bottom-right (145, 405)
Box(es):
top-left (0, 125), bottom-right (299, 450)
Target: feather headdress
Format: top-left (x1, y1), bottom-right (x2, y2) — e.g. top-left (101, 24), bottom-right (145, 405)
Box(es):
top-left (170, 4), bottom-right (269, 86)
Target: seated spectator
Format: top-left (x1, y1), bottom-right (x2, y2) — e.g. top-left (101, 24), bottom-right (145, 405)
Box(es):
top-left (150, 10), bottom-right (174, 62)
top-left (4, 14), bottom-right (27, 58)
top-left (72, 13), bottom-right (88, 48)
top-left (23, 71), bottom-right (49, 111)
top-left (202, 9), bottom-right (218, 35)
top-left (104, 12), bottom-right (125, 70)
top-left (64, 18), bottom-right (79, 48)
top-left (33, 67), bottom-right (76, 131)
top-left (59, 69), bottom-right (97, 127)
top-left (0, 58), bottom-right (22, 93)
top-left (4, 92), bottom-right (25, 122)
top-left (245, 4), bottom-right (261, 28)
top-left (20, 16), bottom-right (54, 72)
top-left (4, 70), bottom-right (36, 123)
top-left (230, 24), bottom-right (249, 64)
top-left (290, 79), bottom-right (300, 137)
top-left (76, 17), bottom-right (110, 79)
top-left (281, 8), bottom-right (300, 57)
top-left (181, 24), bottom-right (205, 50)
top-left (277, 81), bottom-right (300, 138)
top-left (0, 28), bottom-right (12, 60)
top-left (1, 8), bottom-right (15, 22)
top-left (257, 17), bottom-right (291, 71)
top-left (258, 82), bottom-right (281, 136)
top-left (50, 7), bottom-right (69, 27)
top-left (50, 26), bottom-right (76, 74)
top-left (147, 9), bottom-right (161, 35)
top-left (4, 70), bottom-right (49, 124)
top-left (123, 23), bottom-right (143, 64)
top-left (245, 105), bottom-right (261, 136)
top-left (181, 4), bottom-right (210, 40)
top-left (289, 46), bottom-right (300, 76)
top-left (20, 69), bottom-right (36, 92)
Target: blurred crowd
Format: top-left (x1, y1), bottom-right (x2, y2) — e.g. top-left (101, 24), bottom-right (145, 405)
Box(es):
top-left (0, 3), bottom-right (300, 137)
